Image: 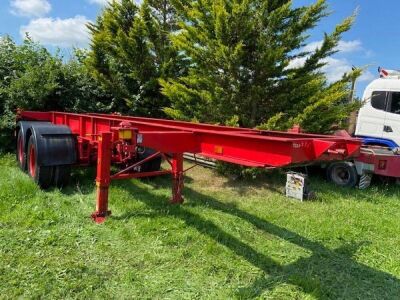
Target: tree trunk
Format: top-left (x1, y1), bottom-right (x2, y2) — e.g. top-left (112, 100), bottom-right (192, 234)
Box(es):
top-left (347, 76), bottom-right (357, 135)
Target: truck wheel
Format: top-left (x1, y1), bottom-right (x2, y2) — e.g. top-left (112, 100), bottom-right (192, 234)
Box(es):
top-left (138, 148), bottom-right (162, 173)
top-left (53, 165), bottom-right (71, 188)
top-left (327, 161), bottom-right (358, 188)
top-left (27, 135), bottom-right (54, 189)
top-left (16, 129), bottom-right (27, 171)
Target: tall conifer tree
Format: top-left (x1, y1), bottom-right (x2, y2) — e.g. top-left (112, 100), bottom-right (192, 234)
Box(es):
top-left (161, 0), bottom-right (360, 132)
top-left (87, 0), bottom-right (180, 116)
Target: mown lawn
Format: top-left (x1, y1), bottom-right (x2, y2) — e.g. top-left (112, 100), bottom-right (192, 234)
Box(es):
top-left (0, 153), bottom-right (400, 299)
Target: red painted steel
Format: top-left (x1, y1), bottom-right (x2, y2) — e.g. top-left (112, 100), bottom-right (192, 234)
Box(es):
top-left (29, 144), bottom-right (36, 178)
top-left (91, 132), bottom-right (112, 223)
top-left (18, 111), bottom-right (362, 167)
top-left (112, 170), bottom-right (171, 180)
top-left (171, 153), bottom-right (184, 204)
top-left (357, 147), bottom-right (400, 178)
top-left (17, 110), bottom-right (364, 222)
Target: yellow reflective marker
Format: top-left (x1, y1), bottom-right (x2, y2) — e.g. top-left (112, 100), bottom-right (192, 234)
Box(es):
top-left (214, 146), bottom-right (223, 155)
top-left (119, 129), bottom-right (132, 140)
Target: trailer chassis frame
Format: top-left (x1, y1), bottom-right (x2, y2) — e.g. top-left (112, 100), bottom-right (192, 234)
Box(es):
top-left (17, 110), bottom-right (363, 223)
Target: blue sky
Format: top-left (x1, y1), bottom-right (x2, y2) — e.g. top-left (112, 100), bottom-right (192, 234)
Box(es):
top-left (0, 0), bottom-right (398, 96)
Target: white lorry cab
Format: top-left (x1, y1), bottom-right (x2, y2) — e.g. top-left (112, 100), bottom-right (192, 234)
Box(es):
top-left (355, 68), bottom-right (400, 148)
top-left (324, 68), bottom-right (400, 189)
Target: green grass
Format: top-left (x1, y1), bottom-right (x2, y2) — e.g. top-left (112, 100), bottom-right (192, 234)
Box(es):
top-left (1, 153), bottom-right (400, 299)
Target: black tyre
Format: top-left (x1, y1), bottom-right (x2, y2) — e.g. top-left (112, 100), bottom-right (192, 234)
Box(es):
top-left (327, 161), bottom-right (358, 188)
top-left (138, 148), bottom-right (162, 173)
top-left (53, 165), bottom-right (71, 188)
top-left (27, 135), bottom-right (54, 189)
top-left (16, 129), bottom-right (27, 171)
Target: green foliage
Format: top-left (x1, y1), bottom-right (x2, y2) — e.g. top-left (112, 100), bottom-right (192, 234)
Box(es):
top-left (56, 49), bottom-right (113, 113)
top-left (87, 0), bottom-right (182, 117)
top-left (161, 0), bottom-right (360, 133)
top-left (0, 36), bottom-right (58, 113)
top-left (0, 36), bottom-right (112, 152)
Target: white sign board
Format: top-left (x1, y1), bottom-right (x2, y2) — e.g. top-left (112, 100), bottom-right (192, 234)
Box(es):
top-left (286, 173), bottom-right (306, 201)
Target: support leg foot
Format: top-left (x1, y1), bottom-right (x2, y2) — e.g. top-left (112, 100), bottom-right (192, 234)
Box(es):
top-left (170, 195), bottom-right (184, 205)
top-left (91, 210), bottom-right (112, 224)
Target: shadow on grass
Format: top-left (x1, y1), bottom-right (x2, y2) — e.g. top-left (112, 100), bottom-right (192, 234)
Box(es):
top-left (58, 167), bottom-right (97, 196)
top-left (182, 168), bottom-right (287, 197)
top-left (222, 170), bottom-right (287, 196)
top-left (111, 178), bottom-right (400, 299)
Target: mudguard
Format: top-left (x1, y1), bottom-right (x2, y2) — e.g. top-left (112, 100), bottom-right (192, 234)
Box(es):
top-left (22, 122), bottom-right (77, 167)
top-left (16, 121), bottom-right (50, 154)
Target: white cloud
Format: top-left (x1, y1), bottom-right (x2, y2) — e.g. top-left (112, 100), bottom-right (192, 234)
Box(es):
top-left (359, 69), bottom-right (375, 82)
top-left (300, 40), bottom-right (363, 54)
top-left (319, 57), bottom-right (374, 83)
top-left (88, 0), bottom-right (110, 5)
top-left (302, 41), bottom-right (323, 53)
top-left (287, 40), bottom-right (372, 83)
top-left (287, 56), bottom-right (307, 70)
top-left (10, 0), bottom-right (51, 17)
top-left (20, 16), bottom-right (91, 47)
top-left (87, 0), bottom-right (140, 5)
top-left (321, 57), bottom-right (352, 82)
top-left (337, 40), bottom-right (362, 53)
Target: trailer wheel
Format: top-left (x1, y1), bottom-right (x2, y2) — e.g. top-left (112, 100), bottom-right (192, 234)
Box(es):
top-left (16, 129), bottom-right (27, 171)
top-left (139, 148), bottom-right (162, 173)
top-left (27, 135), bottom-right (54, 189)
top-left (53, 165), bottom-right (71, 188)
top-left (327, 161), bottom-right (358, 188)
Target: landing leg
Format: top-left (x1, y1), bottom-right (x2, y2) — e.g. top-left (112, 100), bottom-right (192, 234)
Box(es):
top-left (171, 153), bottom-right (184, 204)
top-left (91, 132), bottom-right (112, 223)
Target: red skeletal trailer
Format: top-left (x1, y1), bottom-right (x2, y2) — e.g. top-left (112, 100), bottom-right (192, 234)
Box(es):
top-left (16, 110), bottom-right (362, 223)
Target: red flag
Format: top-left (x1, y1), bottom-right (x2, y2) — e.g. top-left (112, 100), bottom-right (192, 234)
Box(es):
top-left (379, 67), bottom-right (389, 78)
